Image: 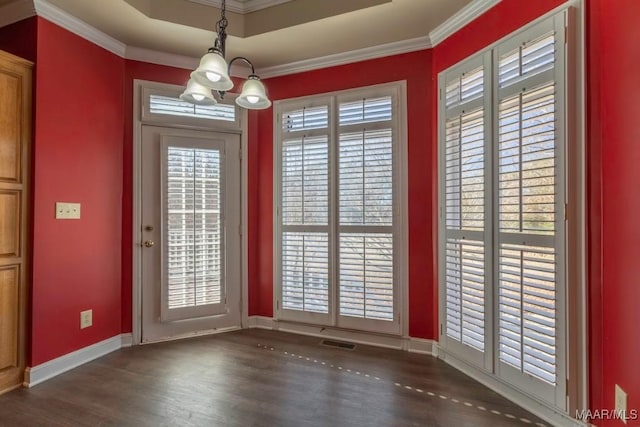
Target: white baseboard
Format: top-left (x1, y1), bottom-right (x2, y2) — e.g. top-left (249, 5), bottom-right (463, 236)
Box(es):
top-left (246, 316), bottom-right (408, 350)
top-left (438, 347), bottom-right (588, 427)
top-left (407, 337), bottom-right (439, 356)
top-left (24, 334), bottom-right (125, 387)
top-left (245, 316), bottom-right (275, 330)
top-left (120, 333), bottom-right (133, 348)
top-left (246, 316), bottom-right (440, 355)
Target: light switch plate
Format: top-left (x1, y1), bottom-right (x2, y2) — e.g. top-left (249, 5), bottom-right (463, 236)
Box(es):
top-left (615, 384), bottom-right (627, 424)
top-left (56, 202), bottom-right (81, 219)
top-left (80, 309), bottom-right (92, 329)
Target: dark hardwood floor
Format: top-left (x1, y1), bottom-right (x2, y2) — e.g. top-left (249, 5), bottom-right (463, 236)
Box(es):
top-left (0, 330), bottom-right (547, 426)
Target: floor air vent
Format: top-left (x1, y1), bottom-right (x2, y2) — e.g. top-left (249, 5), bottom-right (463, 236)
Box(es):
top-left (320, 339), bottom-right (356, 350)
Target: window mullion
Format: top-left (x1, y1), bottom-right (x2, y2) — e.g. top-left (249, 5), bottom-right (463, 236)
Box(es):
top-left (330, 96), bottom-right (339, 327)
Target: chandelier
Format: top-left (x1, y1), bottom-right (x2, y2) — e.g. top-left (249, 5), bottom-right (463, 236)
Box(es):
top-left (180, 0), bottom-right (271, 110)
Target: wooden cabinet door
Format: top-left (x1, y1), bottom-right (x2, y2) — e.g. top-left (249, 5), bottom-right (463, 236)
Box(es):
top-left (0, 50), bottom-right (31, 394)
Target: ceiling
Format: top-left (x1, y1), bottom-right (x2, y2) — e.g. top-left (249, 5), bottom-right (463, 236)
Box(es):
top-left (3, 0), bottom-right (474, 70)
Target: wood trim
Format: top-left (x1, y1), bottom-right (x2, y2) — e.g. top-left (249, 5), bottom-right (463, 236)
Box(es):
top-left (0, 48), bottom-right (31, 395)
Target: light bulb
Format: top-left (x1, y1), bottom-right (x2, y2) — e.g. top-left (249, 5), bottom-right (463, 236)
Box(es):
top-left (192, 94), bottom-right (206, 101)
top-left (205, 71), bottom-right (222, 82)
top-left (247, 95), bottom-right (260, 104)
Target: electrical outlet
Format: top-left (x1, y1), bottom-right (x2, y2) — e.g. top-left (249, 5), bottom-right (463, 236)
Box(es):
top-left (80, 309), bottom-right (93, 329)
top-left (615, 384), bottom-right (628, 424)
top-left (55, 202), bottom-right (81, 219)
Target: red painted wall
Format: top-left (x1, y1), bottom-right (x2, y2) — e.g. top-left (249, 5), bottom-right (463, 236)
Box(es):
top-left (250, 50), bottom-right (436, 338)
top-left (29, 18), bottom-right (124, 365)
top-left (587, 0), bottom-right (640, 423)
top-left (0, 17), bottom-right (37, 63)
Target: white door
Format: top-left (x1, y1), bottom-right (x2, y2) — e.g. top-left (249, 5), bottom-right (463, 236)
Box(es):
top-left (141, 126), bottom-right (241, 342)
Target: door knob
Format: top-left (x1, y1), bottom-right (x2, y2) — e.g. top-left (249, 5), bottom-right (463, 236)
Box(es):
top-left (144, 240), bottom-right (155, 248)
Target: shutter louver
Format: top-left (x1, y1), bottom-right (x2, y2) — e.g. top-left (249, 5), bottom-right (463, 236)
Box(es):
top-left (499, 83), bottom-right (556, 235)
top-left (282, 106), bottom-right (329, 132)
top-left (499, 33), bottom-right (555, 88)
top-left (165, 147), bottom-right (223, 311)
top-left (282, 136), bottom-right (329, 225)
top-left (339, 130), bottom-right (393, 226)
top-left (499, 244), bottom-right (556, 385)
top-left (445, 239), bottom-right (485, 351)
top-left (445, 66), bottom-right (484, 109)
top-left (339, 97), bottom-right (392, 125)
top-left (339, 233), bottom-right (393, 320)
top-left (282, 232), bottom-right (329, 313)
top-left (150, 95), bottom-right (236, 121)
top-left (445, 108), bottom-right (485, 231)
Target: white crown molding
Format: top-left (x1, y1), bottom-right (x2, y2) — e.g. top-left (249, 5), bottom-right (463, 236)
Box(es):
top-left (126, 46), bottom-right (199, 70)
top-left (429, 0), bottom-right (501, 47)
top-left (257, 35), bottom-right (431, 79)
top-left (33, 0), bottom-right (126, 57)
top-left (186, 0), bottom-right (294, 14)
top-left (0, 0), bottom-right (36, 29)
top-left (23, 334), bottom-right (123, 388)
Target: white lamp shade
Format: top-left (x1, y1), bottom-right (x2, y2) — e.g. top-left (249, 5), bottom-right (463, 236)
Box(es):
top-left (180, 79), bottom-right (217, 105)
top-left (236, 76), bottom-right (271, 110)
top-left (191, 51), bottom-right (234, 91)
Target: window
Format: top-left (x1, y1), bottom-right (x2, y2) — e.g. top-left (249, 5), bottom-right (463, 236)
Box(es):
top-left (150, 95), bottom-right (236, 122)
top-left (161, 140), bottom-right (227, 322)
top-left (438, 14), bottom-right (567, 409)
top-left (140, 83), bottom-right (240, 130)
top-left (275, 83), bottom-right (405, 335)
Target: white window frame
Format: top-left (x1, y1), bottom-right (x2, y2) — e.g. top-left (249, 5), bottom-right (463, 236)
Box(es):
top-left (438, 12), bottom-right (570, 412)
top-left (274, 81), bottom-right (408, 336)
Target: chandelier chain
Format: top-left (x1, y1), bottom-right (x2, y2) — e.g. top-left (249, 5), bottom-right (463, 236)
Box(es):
top-left (214, 0), bottom-right (228, 55)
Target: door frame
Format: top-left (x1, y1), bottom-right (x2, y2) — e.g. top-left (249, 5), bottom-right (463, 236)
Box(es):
top-left (132, 79), bottom-right (249, 345)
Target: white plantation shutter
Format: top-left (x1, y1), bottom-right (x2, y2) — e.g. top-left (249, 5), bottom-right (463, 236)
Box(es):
top-left (438, 15), bottom-right (566, 408)
top-left (149, 94), bottom-right (236, 122)
top-left (496, 23), bottom-right (563, 396)
top-left (282, 136), bottom-right (329, 225)
top-left (337, 94), bottom-right (397, 333)
top-left (498, 244), bottom-right (556, 384)
top-left (445, 239), bottom-right (485, 351)
top-left (339, 97), bottom-right (392, 125)
top-left (278, 99), bottom-right (331, 320)
top-left (276, 85), bottom-right (403, 333)
top-left (282, 105), bottom-right (329, 131)
top-left (339, 129), bottom-right (393, 225)
top-left (162, 143), bottom-right (226, 321)
top-left (339, 233), bottom-right (393, 320)
top-left (440, 57), bottom-right (489, 366)
top-left (282, 232), bottom-right (329, 313)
